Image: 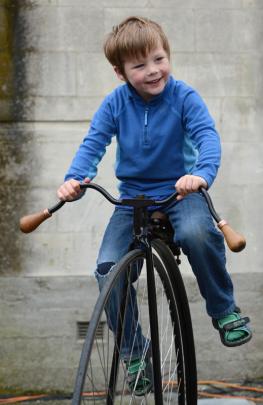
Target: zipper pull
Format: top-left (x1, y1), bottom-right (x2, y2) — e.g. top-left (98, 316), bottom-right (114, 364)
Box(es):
top-left (144, 108), bottom-right (149, 126)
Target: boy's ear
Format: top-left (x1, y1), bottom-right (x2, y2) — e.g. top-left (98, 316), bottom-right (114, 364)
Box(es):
top-left (114, 66), bottom-right (126, 81)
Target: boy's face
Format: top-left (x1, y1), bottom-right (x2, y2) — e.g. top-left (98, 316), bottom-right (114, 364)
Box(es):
top-left (115, 44), bottom-right (171, 102)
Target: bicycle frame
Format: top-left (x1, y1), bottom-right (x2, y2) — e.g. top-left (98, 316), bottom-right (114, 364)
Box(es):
top-left (132, 204), bottom-right (165, 404)
top-left (107, 201), bottom-right (169, 404)
top-left (19, 182), bottom-right (247, 404)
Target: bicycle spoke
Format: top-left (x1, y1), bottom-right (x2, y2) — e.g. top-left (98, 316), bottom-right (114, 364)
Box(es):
top-left (73, 244), bottom-right (197, 404)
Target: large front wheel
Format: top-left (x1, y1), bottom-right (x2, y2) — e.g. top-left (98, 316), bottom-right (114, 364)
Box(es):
top-left (72, 242), bottom-right (197, 404)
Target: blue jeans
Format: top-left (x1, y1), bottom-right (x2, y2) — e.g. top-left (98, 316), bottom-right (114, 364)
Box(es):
top-left (95, 192), bottom-right (236, 357)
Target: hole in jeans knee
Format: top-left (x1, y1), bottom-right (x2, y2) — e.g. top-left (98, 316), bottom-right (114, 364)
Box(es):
top-left (97, 262), bottom-right (115, 276)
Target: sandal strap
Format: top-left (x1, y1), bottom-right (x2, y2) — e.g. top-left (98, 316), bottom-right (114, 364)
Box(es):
top-left (125, 358), bottom-right (152, 396)
top-left (127, 359), bottom-right (146, 375)
top-left (223, 316), bottom-right (250, 331)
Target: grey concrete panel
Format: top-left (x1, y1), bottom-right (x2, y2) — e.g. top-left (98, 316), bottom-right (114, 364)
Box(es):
top-left (76, 53), bottom-right (119, 97)
top-left (243, 0), bottom-right (263, 7)
top-left (103, 0), bottom-right (148, 5)
top-left (209, 183), bottom-right (263, 275)
top-left (219, 142), bottom-right (263, 186)
top-left (1, 122), bottom-right (83, 188)
top-left (19, 6), bottom-right (104, 52)
top-left (149, 0), bottom-right (244, 8)
top-left (48, 0), bottom-right (258, 8)
top-left (0, 276), bottom-right (97, 391)
top-left (221, 97), bottom-right (261, 143)
top-left (0, 273), bottom-right (262, 391)
top-left (254, 56), bottom-right (263, 98)
top-left (196, 9), bottom-right (263, 53)
top-left (49, 0), bottom-right (102, 6)
top-left (104, 8), bottom-right (195, 52)
top-left (25, 52), bottom-right (77, 97)
top-left (19, 195), bottom-right (115, 277)
top-left (172, 53), bottom-right (256, 97)
top-left (26, 130), bottom-right (116, 188)
top-left (56, 0), bottom-right (147, 6)
top-left (20, 229), bottom-right (100, 276)
top-left (29, 96), bottom-right (102, 121)
top-left (0, 99), bottom-right (11, 121)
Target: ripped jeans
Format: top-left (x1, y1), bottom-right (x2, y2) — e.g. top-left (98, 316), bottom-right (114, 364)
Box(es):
top-left (95, 261), bottom-right (150, 360)
top-left (95, 192), bottom-right (236, 359)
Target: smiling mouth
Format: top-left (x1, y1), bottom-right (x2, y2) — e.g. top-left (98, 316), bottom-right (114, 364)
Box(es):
top-left (146, 77), bottom-right (162, 85)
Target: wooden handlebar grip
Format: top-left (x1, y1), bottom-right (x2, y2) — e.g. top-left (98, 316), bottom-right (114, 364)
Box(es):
top-left (218, 220), bottom-right (246, 252)
top-left (20, 209), bottom-right (52, 233)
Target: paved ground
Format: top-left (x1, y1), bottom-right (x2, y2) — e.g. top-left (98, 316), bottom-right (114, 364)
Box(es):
top-left (199, 399), bottom-right (256, 404)
top-left (0, 399), bottom-right (257, 404)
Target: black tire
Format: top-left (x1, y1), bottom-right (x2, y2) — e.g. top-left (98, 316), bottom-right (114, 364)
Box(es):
top-left (153, 239), bottom-right (197, 404)
top-left (72, 243), bottom-right (197, 404)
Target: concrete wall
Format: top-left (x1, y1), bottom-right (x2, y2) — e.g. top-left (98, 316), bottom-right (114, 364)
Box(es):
top-left (0, 0), bottom-right (262, 393)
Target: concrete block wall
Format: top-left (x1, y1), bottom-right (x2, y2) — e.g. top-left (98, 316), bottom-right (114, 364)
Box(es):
top-left (0, 0), bottom-right (262, 393)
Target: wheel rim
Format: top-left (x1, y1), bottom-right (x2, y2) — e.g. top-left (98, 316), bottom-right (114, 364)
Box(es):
top-left (76, 250), bottom-right (187, 404)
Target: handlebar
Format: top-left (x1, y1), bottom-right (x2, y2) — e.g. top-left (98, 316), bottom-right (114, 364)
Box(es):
top-left (19, 183), bottom-right (246, 253)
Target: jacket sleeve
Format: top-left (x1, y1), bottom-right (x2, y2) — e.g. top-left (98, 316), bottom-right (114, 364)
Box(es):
top-left (182, 89), bottom-right (221, 188)
top-left (65, 96), bottom-right (117, 182)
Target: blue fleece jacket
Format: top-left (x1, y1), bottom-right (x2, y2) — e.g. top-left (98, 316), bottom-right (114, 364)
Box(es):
top-left (65, 75), bottom-right (221, 199)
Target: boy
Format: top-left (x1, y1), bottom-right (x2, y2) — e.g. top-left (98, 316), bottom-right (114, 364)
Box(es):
top-left (57, 16), bottom-right (251, 393)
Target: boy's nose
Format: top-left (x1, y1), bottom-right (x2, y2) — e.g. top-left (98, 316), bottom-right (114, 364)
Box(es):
top-left (146, 63), bottom-right (158, 76)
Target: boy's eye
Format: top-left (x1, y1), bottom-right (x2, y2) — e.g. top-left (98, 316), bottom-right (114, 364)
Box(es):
top-left (156, 56), bottom-right (164, 62)
top-left (133, 64), bottom-right (144, 69)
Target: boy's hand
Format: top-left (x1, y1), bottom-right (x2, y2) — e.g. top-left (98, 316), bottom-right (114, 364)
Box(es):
top-left (57, 178), bottom-right (90, 201)
top-left (175, 175), bottom-right (207, 201)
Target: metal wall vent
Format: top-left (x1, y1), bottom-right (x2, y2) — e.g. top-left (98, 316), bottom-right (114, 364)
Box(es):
top-left (77, 321), bottom-right (105, 341)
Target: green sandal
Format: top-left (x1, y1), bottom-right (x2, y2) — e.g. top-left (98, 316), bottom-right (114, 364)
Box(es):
top-left (212, 308), bottom-right (252, 347)
top-left (125, 357), bottom-right (153, 396)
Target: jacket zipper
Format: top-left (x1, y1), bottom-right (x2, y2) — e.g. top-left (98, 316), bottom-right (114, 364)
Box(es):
top-left (143, 107), bottom-right (149, 145)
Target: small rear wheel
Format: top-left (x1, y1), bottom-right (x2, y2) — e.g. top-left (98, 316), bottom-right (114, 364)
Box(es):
top-left (72, 242), bottom-right (197, 404)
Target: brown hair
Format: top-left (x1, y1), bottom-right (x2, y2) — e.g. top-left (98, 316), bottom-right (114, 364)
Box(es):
top-left (104, 16), bottom-right (170, 75)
